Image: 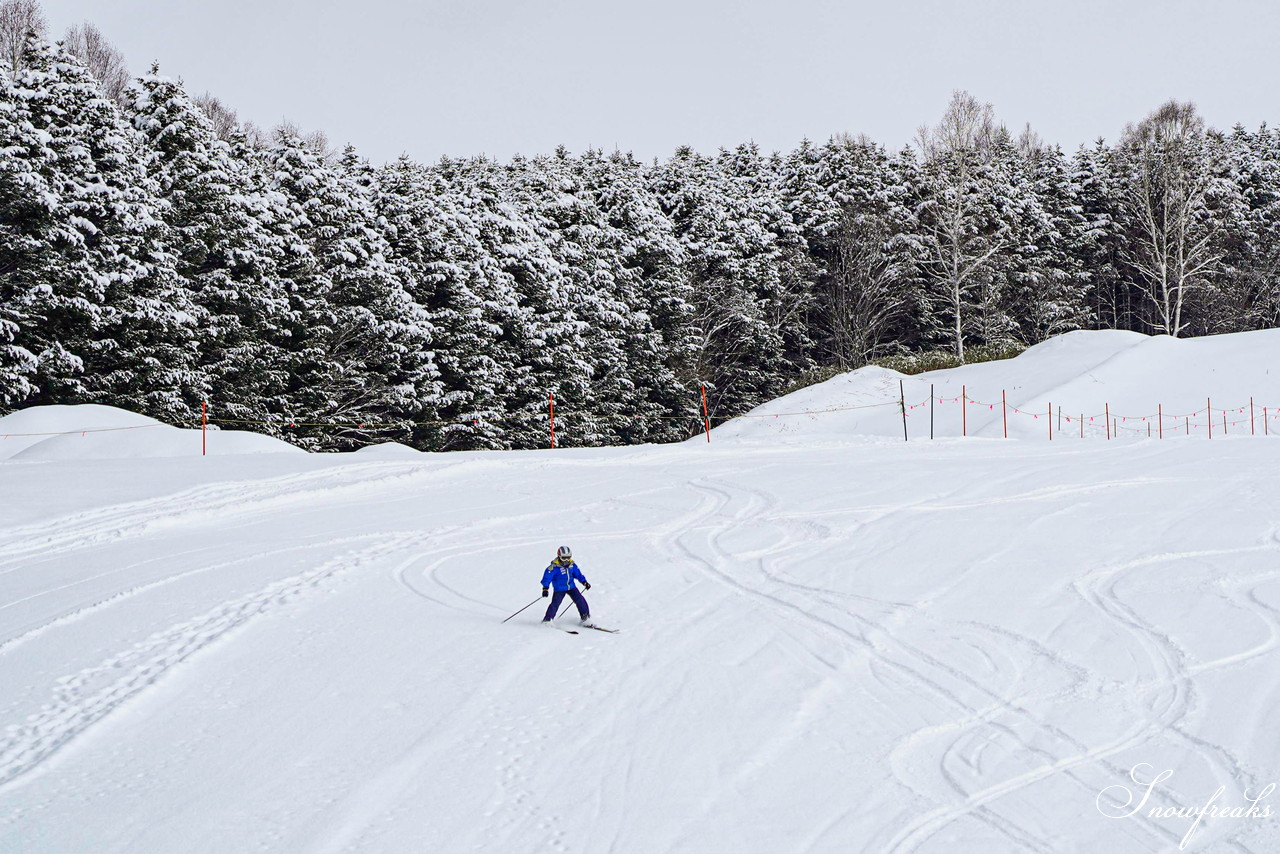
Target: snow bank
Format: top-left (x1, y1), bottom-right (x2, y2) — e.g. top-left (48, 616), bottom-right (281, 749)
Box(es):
top-left (352, 441), bottom-right (424, 458)
top-left (713, 328), bottom-right (1280, 442)
top-left (0, 404), bottom-right (302, 462)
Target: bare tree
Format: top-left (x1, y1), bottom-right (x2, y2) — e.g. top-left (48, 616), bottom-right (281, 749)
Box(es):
top-left (0, 0), bottom-right (45, 72)
top-left (916, 168), bottom-right (1005, 361)
top-left (821, 209), bottom-right (910, 368)
top-left (1017, 122), bottom-right (1045, 160)
top-left (682, 274), bottom-right (769, 405)
top-left (832, 130), bottom-right (877, 149)
top-left (916, 90), bottom-right (999, 161)
top-left (63, 21), bottom-right (129, 104)
top-left (915, 91), bottom-right (1007, 361)
top-left (194, 92), bottom-right (241, 141)
top-left (275, 119), bottom-right (336, 161)
top-left (1117, 101), bottom-right (1222, 337)
top-left (239, 120), bottom-right (271, 149)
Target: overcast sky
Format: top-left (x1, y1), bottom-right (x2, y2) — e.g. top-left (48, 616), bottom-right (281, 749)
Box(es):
top-left (36, 0), bottom-right (1280, 165)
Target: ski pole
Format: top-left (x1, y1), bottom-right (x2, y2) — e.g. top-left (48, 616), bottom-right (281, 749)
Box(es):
top-left (501, 596), bottom-right (542, 624)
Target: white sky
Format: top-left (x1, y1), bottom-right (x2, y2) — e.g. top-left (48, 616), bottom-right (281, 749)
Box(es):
top-left (37, 0), bottom-right (1280, 165)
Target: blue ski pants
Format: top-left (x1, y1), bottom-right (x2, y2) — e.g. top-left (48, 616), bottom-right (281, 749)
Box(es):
top-left (544, 587), bottom-right (589, 621)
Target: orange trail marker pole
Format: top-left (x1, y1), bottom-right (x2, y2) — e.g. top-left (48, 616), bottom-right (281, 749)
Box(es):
top-left (700, 384), bottom-right (711, 443)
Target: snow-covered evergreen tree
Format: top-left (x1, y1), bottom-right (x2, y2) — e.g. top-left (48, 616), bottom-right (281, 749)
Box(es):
top-left (1014, 144), bottom-right (1092, 339)
top-left (650, 144), bottom-right (810, 418)
top-left (374, 155), bottom-right (526, 450)
top-left (719, 142), bottom-right (816, 382)
top-left (266, 132), bottom-right (433, 449)
top-left (575, 149), bottom-right (694, 442)
top-left (129, 68), bottom-right (299, 427)
top-left (505, 148), bottom-right (696, 446)
top-left (1071, 140), bottom-right (1126, 329)
top-left (0, 56), bottom-right (42, 407)
top-left (783, 136), bottom-right (921, 367)
top-left (981, 132), bottom-right (1089, 345)
top-left (444, 155), bottom-right (562, 449)
top-left (1208, 125), bottom-right (1280, 332)
top-left (9, 36), bottom-right (199, 419)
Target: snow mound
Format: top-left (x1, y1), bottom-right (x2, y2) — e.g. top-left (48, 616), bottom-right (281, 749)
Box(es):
top-left (712, 328), bottom-right (1280, 442)
top-left (0, 404), bottom-right (302, 461)
top-left (704, 364), bottom-right (911, 443)
top-left (352, 441), bottom-right (424, 457)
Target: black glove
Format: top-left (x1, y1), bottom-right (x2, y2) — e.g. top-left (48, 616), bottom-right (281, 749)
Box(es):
top-left (541, 587), bottom-right (549, 597)
top-left (582, 582), bottom-right (591, 591)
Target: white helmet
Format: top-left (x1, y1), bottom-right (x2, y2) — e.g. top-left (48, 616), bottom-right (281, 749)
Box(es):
top-left (557, 545), bottom-right (572, 561)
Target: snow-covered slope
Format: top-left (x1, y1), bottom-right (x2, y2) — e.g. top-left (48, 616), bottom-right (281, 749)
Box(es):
top-left (2, 330), bottom-right (1280, 854)
top-left (717, 328), bottom-right (1280, 443)
top-left (0, 404), bottom-right (301, 461)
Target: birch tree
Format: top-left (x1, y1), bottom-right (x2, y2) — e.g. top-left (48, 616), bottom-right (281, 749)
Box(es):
top-left (1116, 101), bottom-right (1223, 337)
top-left (914, 91), bottom-right (1006, 361)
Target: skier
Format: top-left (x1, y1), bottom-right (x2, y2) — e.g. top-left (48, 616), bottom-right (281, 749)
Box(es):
top-left (541, 545), bottom-right (593, 627)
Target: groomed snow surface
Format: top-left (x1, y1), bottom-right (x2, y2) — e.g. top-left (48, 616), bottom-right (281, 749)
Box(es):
top-left (3, 329), bottom-right (1280, 853)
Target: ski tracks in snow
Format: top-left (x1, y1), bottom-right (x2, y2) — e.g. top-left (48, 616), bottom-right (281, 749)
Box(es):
top-left (305, 480), bottom-right (729, 854)
top-left (0, 532), bottom-right (430, 793)
top-left (0, 459), bottom-right (473, 793)
top-left (0, 461), bottom-right (462, 574)
top-left (665, 469), bottom-right (1264, 853)
top-left (0, 537), bottom-right (373, 655)
top-left (668, 477), bottom-right (1069, 851)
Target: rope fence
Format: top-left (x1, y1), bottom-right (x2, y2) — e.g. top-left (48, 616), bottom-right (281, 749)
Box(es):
top-left (0, 424), bottom-right (168, 438)
top-left (899, 386), bottom-right (1276, 441)
top-left (4, 386), bottom-right (1278, 455)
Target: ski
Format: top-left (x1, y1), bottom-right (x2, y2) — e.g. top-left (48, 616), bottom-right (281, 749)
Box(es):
top-left (552, 621), bottom-right (617, 634)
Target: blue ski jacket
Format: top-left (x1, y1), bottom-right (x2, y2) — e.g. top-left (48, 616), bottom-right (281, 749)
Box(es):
top-left (541, 560), bottom-right (588, 592)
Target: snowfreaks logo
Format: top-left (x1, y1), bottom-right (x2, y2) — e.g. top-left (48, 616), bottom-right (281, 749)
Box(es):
top-left (1096, 763), bottom-right (1275, 849)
